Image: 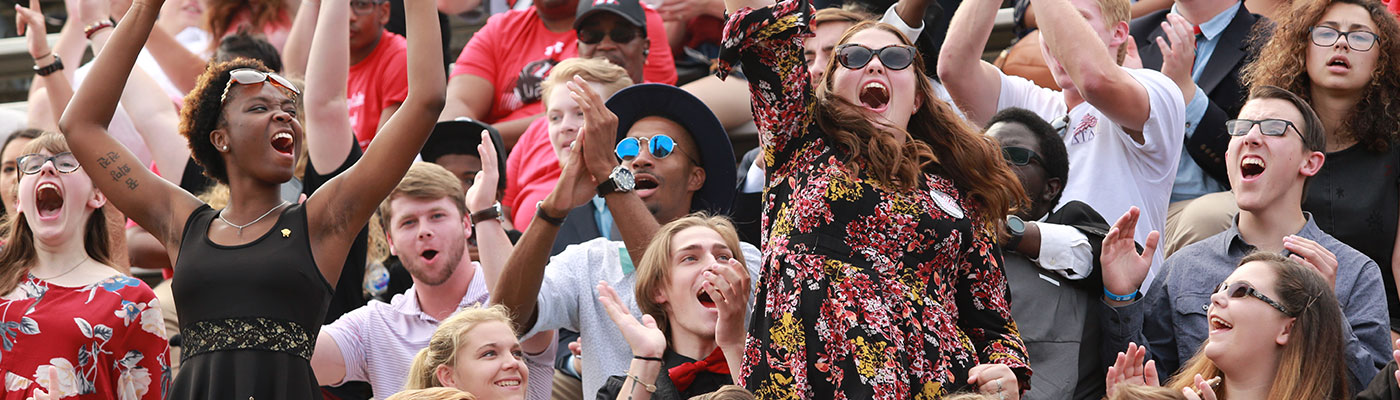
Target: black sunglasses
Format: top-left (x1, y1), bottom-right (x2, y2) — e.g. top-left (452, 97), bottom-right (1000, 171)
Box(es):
top-left (1216, 281), bottom-right (1294, 317)
top-left (1225, 119), bottom-right (1300, 138)
top-left (18, 152), bottom-right (80, 175)
top-left (1309, 26), bottom-right (1377, 52)
top-left (578, 27), bottom-right (642, 45)
top-left (1001, 146), bottom-right (1044, 166)
top-left (835, 44), bottom-right (916, 71)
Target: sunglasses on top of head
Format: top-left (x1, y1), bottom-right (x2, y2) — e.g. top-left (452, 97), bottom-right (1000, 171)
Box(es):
top-left (220, 68), bottom-right (301, 106)
top-left (578, 27), bottom-right (642, 45)
top-left (1215, 281), bottom-right (1294, 317)
top-left (834, 44), bottom-right (916, 71)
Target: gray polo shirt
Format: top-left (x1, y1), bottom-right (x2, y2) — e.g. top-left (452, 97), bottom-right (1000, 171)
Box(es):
top-left (1100, 214), bottom-right (1391, 390)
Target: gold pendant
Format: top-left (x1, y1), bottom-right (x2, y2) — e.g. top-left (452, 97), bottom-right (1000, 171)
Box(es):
top-left (281, 228), bottom-right (291, 238)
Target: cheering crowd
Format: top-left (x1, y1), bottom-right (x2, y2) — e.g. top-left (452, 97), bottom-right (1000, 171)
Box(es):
top-left (0, 0), bottom-right (1398, 396)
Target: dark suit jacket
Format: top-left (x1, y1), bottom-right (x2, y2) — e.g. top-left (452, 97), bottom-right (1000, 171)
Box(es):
top-left (1131, 5), bottom-right (1266, 187)
top-left (549, 203), bottom-right (607, 257)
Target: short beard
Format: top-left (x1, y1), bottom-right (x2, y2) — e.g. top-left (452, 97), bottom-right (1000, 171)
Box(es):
top-left (405, 239), bottom-right (467, 287)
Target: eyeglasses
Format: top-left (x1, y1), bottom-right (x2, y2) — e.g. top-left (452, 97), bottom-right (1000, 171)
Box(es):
top-left (835, 44), bottom-right (916, 71)
top-left (615, 134), bottom-right (692, 162)
top-left (17, 152), bottom-right (80, 175)
top-left (1309, 26), bottom-right (1377, 52)
top-left (578, 27), bottom-right (642, 45)
top-left (1001, 146), bottom-right (1044, 166)
top-left (1225, 119), bottom-right (1300, 138)
top-left (220, 68), bottom-right (301, 106)
top-left (1215, 281), bottom-right (1294, 316)
top-left (350, 0), bottom-right (386, 16)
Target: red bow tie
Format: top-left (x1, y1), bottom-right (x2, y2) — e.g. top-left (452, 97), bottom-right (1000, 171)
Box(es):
top-left (667, 348), bottom-right (729, 392)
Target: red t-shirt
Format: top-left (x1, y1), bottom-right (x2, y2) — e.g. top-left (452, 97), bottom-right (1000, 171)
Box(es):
top-left (449, 5), bottom-right (676, 125)
top-left (504, 117), bottom-right (563, 230)
top-left (348, 31), bottom-right (411, 150)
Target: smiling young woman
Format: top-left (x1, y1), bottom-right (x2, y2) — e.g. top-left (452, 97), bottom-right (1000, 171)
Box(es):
top-left (55, 0), bottom-right (444, 395)
top-left (715, 0), bottom-right (1031, 397)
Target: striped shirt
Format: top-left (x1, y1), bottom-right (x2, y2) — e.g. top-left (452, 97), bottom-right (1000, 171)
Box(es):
top-left (323, 262), bottom-right (555, 398)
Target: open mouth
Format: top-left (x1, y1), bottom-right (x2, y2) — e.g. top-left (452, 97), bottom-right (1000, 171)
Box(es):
top-left (1240, 157), bottom-right (1265, 179)
top-left (1327, 55), bottom-right (1351, 70)
top-left (35, 182), bottom-right (63, 219)
top-left (420, 249), bottom-right (439, 263)
top-left (495, 378), bottom-right (522, 388)
top-left (859, 81), bottom-right (890, 111)
top-left (1209, 315), bottom-right (1233, 332)
top-left (634, 175), bottom-right (659, 191)
top-left (271, 132), bottom-right (295, 155)
top-left (696, 290), bottom-right (717, 309)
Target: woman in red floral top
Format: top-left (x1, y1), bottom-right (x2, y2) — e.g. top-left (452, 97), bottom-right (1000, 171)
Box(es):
top-left (717, 0), bottom-right (1031, 397)
top-left (0, 133), bottom-right (168, 399)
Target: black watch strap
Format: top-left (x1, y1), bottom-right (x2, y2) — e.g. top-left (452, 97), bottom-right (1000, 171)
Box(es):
top-left (470, 204), bottom-right (502, 225)
top-left (535, 201), bottom-right (566, 226)
top-left (34, 55), bottom-right (63, 77)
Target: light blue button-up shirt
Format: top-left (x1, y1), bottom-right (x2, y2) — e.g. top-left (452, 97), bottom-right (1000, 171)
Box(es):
top-left (1169, 2), bottom-right (1240, 202)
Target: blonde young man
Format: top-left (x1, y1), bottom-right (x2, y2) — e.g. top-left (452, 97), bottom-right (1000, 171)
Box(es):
top-left (939, 0), bottom-right (1191, 290)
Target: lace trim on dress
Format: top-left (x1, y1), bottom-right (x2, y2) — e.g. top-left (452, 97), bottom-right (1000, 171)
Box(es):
top-left (181, 317), bottom-right (314, 361)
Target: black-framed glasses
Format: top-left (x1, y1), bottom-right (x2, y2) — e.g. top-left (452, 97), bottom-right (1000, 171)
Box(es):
top-left (1309, 26), bottom-right (1377, 52)
top-left (220, 68), bottom-right (301, 106)
top-left (1001, 146), bottom-right (1044, 166)
top-left (578, 27), bottom-right (642, 45)
top-left (1225, 119), bottom-right (1300, 138)
top-left (615, 134), bottom-right (691, 162)
top-left (350, 0), bottom-right (387, 16)
top-left (835, 44), bottom-right (916, 71)
top-left (1216, 281), bottom-right (1294, 316)
top-left (17, 152), bottom-right (80, 175)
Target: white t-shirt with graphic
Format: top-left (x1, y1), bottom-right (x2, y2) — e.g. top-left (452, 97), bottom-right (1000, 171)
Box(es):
top-left (996, 68), bottom-right (1185, 291)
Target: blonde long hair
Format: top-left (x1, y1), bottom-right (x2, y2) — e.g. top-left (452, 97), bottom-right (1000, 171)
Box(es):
top-left (405, 305), bottom-right (517, 389)
top-left (0, 132), bottom-right (113, 293)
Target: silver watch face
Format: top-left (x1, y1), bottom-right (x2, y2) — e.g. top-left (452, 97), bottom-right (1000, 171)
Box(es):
top-left (613, 167), bottom-right (636, 192)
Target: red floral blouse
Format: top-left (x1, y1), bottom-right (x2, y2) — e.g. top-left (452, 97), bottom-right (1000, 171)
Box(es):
top-left (1, 275), bottom-right (169, 399)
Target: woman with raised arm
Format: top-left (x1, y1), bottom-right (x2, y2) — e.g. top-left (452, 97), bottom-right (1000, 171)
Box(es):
top-left (716, 0), bottom-right (1030, 397)
top-left (56, 0), bottom-right (444, 395)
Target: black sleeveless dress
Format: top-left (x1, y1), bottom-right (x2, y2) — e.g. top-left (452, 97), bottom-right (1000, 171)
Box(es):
top-left (168, 203), bottom-right (331, 399)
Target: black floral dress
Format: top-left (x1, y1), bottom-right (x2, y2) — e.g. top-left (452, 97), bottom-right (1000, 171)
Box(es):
top-left (717, 1), bottom-right (1030, 398)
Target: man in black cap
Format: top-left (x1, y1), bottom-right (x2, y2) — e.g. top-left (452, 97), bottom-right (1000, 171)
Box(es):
top-left (574, 0), bottom-right (651, 84)
top-left (492, 83), bottom-right (755, 398)
top-left (422, 118), bottom-right (509, 195)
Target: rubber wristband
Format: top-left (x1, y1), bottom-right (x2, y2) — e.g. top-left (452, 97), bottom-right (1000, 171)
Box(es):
top-left (1104, 287), bottom-right (1138, 302)
top-left (633, 355), bottom-right (663, 362)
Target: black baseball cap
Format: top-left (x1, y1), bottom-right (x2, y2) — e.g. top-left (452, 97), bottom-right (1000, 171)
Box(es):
top-left (573, 0), bottom-right (646, 31)
top-left (422, 118), bottom-right (508, 191)
top-left (605, 84), bottom-right (736, 215)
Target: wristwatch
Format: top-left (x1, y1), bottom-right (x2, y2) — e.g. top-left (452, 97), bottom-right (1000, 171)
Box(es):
top-left (1005, 215), bottom-right (1026, 250)
top-left (33, 55), bottom-right (63, 77)
top-left (470, 202), bottom-right (503, 225)
top-left (596, 165), bottom-right (635, 196)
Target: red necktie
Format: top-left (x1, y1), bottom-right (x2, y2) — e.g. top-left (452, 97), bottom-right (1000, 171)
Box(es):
top-left (667, 348), bottom-right (729, 392)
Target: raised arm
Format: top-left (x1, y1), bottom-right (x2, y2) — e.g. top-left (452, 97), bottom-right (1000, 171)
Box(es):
top-left (282, 0), bottom-right (321, 79)
top-left (301, 0), bottom-right (353, 174)
top-left (935, 0), bottom-right (1005, 126)
top-left (304, 0), bottom-right (445, 281)
top-left (57, 0), bottom-right (202, 251)
top-left (571, 77), bottom-right (655, 266)
top-left (118, 66), bottom-right (189, 184)
top-left (1031, 0), bottom-right (1152, 135)
top-left (17, 0), bottom-right (70, 131)
top-left (144, 3), bottom-right (209, 94)
top-left (466, 130), bottom-right (513, 289)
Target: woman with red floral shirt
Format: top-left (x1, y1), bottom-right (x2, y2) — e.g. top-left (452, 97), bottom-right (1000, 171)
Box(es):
top-left (716, 0), bottom-right (1031, 397)
top-left (0, 132), bottom-right (168, 399)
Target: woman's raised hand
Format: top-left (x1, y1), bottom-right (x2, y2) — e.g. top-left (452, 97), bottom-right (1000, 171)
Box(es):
top-left (14, 0), bottom-right (50, 61)
top-left (597, 281), bottom-right (667, 358)
top-left (1106, 342), bottom-right (1160, 396)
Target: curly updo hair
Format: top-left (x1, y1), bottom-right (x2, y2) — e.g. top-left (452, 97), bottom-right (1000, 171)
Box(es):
top-left (180, 58), bottom-right (298, 184)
